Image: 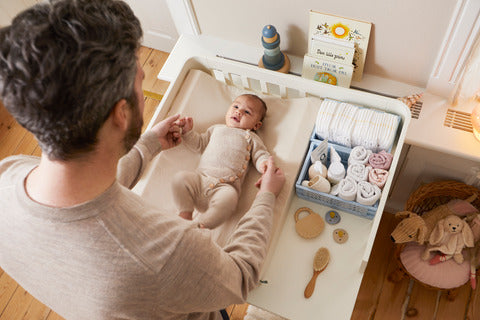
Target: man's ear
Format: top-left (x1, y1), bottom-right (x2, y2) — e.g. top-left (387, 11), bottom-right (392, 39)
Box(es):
top-left (110, 99), bottom-right (129, 130)
top-left (254, 121), bottom-right (263, 131)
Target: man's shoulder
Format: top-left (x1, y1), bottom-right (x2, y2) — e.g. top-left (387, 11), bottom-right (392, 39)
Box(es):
top-left (0, 155), bottom-right (39, 181)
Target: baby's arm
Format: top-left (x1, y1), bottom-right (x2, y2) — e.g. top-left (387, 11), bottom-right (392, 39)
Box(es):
top-left (251, 134), bottom-right (271, 174)
top-left (174, 116), bottom-right (213, 153)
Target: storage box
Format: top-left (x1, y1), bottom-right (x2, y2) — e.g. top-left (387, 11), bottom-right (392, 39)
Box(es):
top-left (295, 140), bottom-right (378, 219)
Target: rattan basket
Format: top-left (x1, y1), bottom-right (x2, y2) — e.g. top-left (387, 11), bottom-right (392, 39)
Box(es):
top-left (405, 180), bottom-right (480, 214)
top-left (390, 180), bottom-right (480, 300)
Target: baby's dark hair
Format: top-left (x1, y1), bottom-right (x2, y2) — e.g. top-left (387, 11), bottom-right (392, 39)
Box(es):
top-left (241, 94), bottom-right (267, 121)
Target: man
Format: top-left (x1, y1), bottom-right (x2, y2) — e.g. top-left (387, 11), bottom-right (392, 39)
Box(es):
top-left (0, 1), bottom-right (285, 319)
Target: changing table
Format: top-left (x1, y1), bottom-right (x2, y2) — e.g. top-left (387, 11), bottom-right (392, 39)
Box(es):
top-left (146, 34), bottom-right (411, 320)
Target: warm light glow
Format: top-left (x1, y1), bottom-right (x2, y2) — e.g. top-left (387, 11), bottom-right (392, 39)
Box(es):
top-left (472, 103), bottom-right (480, 141)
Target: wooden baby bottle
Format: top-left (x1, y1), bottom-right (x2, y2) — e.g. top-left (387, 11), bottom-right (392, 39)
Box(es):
top-left (258, 25), bottom-right (290, 73)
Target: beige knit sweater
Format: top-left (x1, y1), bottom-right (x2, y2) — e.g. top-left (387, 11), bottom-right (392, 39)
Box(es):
top-left (0, 131), bottom-right (276, 320)
top-left (183, 124), bottom-right (270, 191)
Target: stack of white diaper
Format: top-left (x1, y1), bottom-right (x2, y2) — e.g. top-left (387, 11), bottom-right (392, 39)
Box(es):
top-left (315, 99), bottom-right (399, 152)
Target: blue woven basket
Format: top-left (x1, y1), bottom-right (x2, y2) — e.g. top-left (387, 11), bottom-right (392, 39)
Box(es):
top-left (295, 140), bottom-right (378, 220)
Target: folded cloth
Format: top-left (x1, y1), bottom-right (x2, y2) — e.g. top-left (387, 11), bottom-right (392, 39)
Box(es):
top-left (348, 146), bottom-right (372, 166)
top-left (368, 168), bottom-right (389, 189)
top-left (356, 181), bottom-right (382, 206)
top-left (351, 108), bottom-right (373, 148)
top-left (368, 150), bottom-right (393, 170)
top-left (315, 99), bottom-right (338, 140)
top-left (331, 176), bottom-right (357, 201)
top-left (363, 111), bottom-right (382, 152)
top-left (327, 147), bottom-right (345, 184)
top-left (377, 112), bottom-right (399, 151)
top-left (346, 163), bottom-right (370, 182)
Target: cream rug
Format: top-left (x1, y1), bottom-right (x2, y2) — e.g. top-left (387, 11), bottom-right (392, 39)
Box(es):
top-left (244, 305), bottom-right (289, 320)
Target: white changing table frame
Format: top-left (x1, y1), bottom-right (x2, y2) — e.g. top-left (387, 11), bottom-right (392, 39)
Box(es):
top-left (146, 37), bottom-right (411, 320)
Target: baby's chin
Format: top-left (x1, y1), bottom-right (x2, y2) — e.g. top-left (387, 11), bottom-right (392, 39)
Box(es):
top-left (226, 121), bottom-right (250, 130)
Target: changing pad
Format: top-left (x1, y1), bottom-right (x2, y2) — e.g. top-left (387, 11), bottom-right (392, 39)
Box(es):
top-left (133, 69), bottom-right (320, 251)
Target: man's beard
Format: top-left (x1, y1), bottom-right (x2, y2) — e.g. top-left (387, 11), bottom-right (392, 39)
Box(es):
top-left (123, 104), bottom-right (143, 153)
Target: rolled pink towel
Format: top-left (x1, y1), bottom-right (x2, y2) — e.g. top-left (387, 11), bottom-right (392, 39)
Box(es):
top-left (368, 168), bottom-right (389, 189)
top-left (368, 150), bottom-right (393, 170)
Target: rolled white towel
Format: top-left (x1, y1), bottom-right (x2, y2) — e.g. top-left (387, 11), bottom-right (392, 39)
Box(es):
top-left (356, 181), bottom-right (382, 206)
top-left (368, 168), bottom-right (389, 189)
top-left (346, 163), bottom-right (370, 182)
top-left (327, 147), bottom-right (345, 184)
top-left (330, 176), bottom-right (357, 201)
top-left (348, 146), bottom-right (372, 166)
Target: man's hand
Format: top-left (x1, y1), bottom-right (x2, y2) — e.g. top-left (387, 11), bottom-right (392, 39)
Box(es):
top-left (173, 116), bottom-right (194, 135)
top-left (256, 156), bottom-right (285, 197)
top-left (150, 114), bottom-right (183, 150)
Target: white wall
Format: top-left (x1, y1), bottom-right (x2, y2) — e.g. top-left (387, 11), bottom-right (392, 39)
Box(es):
top-left (0, 0), bottom-right (38, 27)
top-left (190, 0), bottom-right (454, 89)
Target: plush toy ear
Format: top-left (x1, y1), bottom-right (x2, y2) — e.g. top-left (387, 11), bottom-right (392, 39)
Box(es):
top-left (417, 225), bottom-right (427, 245)
top-left (462, 220), bottom-right (475, 247)
top-left (429, 219), bottom-right (445, 245)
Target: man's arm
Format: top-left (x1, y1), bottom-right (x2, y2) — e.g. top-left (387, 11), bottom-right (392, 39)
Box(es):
top-left (155, 157), bottom-right (285, 312)
top-left (117, 114), bottom-right (181, 189)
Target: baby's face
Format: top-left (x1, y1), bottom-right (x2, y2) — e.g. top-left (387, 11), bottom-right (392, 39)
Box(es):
top-left (225, 95), bottom-right (264, 130)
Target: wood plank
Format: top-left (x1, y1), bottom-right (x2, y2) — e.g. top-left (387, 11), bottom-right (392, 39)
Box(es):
top-left (435, 285), bottom-right (471, 320)
top-left (22, 297), bottom-right (50, 320)
top-left (142, 49), bottom-right (170, 95)
top-left (0, 287), bottom-right (34, 320)
top-left (138, 46), bottom-right (152, 67)
top-left (45, 310), bottom-right (64, 320)
top-left (12, 131), bottom-right (38, 156)
top-left (405, 283), bottom-right (438, 319)
top-left (351, 211), bottom-right (399, 319)
top-left (31, 145), bottom-right (42, 157)
top-left (0, 103), bottom-right (16, 140)
top-left (466, 275), bottom-right (480, 320)
top-left (230, 303), bottom-right (248, 320)
top-left (371, 249), bottom-right (410, 319)
top-left (0, 121), bottom-right (27, 160)
top-left (0, 272), bottom-right (19, 317)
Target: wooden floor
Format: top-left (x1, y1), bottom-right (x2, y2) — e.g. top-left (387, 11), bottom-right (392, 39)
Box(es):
top-left (1, 47), bottom-right (479, 320)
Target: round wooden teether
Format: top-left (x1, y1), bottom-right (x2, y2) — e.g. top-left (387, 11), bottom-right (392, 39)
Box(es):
top-left (304, 247), bottom-right (330, 298)
top-left (294, 207), bottom-right (325, 239)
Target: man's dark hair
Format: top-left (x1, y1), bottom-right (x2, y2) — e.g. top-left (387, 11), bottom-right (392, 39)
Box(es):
top-left (0, 0), bottom-right (142, 160)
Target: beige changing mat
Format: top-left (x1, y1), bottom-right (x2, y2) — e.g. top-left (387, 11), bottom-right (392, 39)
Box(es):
top-left (133, 69), bottom-right (319, 251)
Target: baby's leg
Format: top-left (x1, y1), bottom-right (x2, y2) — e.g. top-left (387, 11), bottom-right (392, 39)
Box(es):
top-left (197, 184), bottom-right (238, 229)
top-left (172, 171), bottom-right (201, 220)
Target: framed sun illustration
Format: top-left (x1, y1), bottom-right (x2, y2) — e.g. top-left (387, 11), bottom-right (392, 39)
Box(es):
top-left (307, 10), bottom-right (372, 81)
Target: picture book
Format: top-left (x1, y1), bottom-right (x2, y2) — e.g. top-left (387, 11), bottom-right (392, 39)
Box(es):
top-left (308, 10), bottom-right (371, 81)
top-left (310, 35), bottom-right (355, 65)
top-left (302, 54), bottom-right (353, 88)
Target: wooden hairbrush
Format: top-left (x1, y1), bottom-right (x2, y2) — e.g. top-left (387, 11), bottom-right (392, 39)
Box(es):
top-left (304, 247), bottom-right (330, 298)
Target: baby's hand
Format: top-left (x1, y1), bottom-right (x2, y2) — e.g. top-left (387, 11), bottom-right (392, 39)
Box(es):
top-left (174, 116), bottom-right (194, 134)
top-left (259, 160), bottom-right (268, 174)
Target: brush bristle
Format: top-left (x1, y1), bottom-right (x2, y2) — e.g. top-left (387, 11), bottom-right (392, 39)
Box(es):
top-left (313, 247), bottom-right (330, 270)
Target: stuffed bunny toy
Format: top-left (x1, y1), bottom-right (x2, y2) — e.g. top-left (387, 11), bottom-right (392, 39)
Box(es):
top-left (391, 197), bottom-right (479, 245)
top-left (422, 215), bottom-right (475, 264)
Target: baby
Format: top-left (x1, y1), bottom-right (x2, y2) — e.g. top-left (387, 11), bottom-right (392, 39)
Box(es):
top-left (172, 94), bottom-right (271, 228)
